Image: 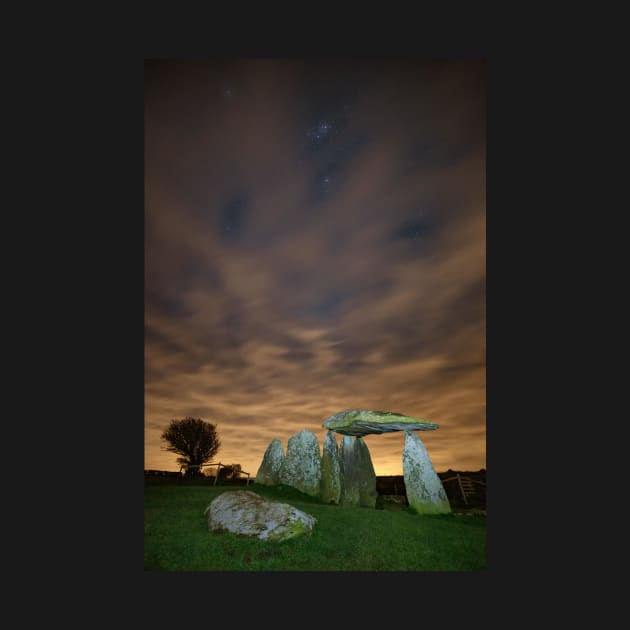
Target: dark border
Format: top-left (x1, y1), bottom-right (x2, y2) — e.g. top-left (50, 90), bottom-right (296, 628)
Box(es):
top-left (63, 50), bottom-right (549, 610)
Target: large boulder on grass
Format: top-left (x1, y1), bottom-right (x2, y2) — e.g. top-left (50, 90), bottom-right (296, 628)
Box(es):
top-left (204, 490), bottom-right (317, 542)
top-left (278, 429), bottom-right (322, 497)
top-left (255, 438), bottom-right (284, 485)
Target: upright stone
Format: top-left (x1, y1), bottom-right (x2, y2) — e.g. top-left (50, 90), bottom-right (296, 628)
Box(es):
top-left (255, 438), bottom-right (285, 486)
top-left (320, 431), bottom-right (342, 504)
top-left (402, 431), bottom-right (451, 515)
top-left (278, 429), bottom-right (322, 497)
top-left (339, 436), bottom-right (360, 507)
top-left (355, 437), bottom-right (377, 508)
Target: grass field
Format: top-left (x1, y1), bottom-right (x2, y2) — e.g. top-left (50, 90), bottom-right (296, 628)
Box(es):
top-left (144, 482), bottom-right (486, 571)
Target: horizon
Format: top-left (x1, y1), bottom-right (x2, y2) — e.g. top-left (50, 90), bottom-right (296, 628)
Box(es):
top-left (144, 59), bottom-right (486, 477)
top-left (145, 423), bottom-right (484, 477)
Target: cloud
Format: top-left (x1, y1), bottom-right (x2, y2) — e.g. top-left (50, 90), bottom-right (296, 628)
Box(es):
top-left (144, 59), bottom-right (486, 476)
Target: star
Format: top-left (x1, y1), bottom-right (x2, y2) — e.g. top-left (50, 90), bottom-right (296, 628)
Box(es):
top-left (307, 121), bottom-right (334, 143)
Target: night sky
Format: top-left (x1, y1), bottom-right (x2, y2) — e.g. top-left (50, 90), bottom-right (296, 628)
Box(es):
top-left (144, 59), bottom-right (486, 476)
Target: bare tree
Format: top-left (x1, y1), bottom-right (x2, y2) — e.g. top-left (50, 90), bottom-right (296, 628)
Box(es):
top-left (161, 417), bottom-right (221, 477)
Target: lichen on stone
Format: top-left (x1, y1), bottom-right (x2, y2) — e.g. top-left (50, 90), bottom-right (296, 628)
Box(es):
top-left (323, 409), bottom-right (439, 436)
top-left (402, 431), bottom-right (451, 515)
top-left (278, 429), bottom-right (322, 497)
top-left (355, 437), bottom-right (377, 508)
top-left (320, 431), bottom-right (342, 504)
top-left (205, 490), bottom-right (317, 542)
top-left (255, 438), bottom-right (285, 485)
top-left (339, 436), bottom-right (360, 507)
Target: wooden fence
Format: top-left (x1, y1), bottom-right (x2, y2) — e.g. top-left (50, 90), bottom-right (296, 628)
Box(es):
top-left (144, 469), bottom-right (181, 478)
top-left (439, 473), bottom-right (486, 505)
top-left (376, 472), bottom-right (486, 507)
top-left (178, 462), bottom-right (253, 485)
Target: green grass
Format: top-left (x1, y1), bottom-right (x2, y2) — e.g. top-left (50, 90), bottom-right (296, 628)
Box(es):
top-left (144, 483), bottom-right (486, 571)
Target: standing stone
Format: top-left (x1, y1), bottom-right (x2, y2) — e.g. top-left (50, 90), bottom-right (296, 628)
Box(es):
top-left (402, 431), bottom-right (451, 515)
top-left (339, 436), bottom-right (360, 507)
top-left (278, 429), bottom-right (322, 497)
top-left (355, 437), bottom-right (377, 508)
top-left (320, 431), bottom-right (342, 504)
top-left (255, 438), bottom-right (285, 486)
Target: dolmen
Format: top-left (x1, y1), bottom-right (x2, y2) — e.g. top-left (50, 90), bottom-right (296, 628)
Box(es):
top-left (323, 410), bottom-right (451, 515)
top-left (254, 409), bottom-right (451, 515)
